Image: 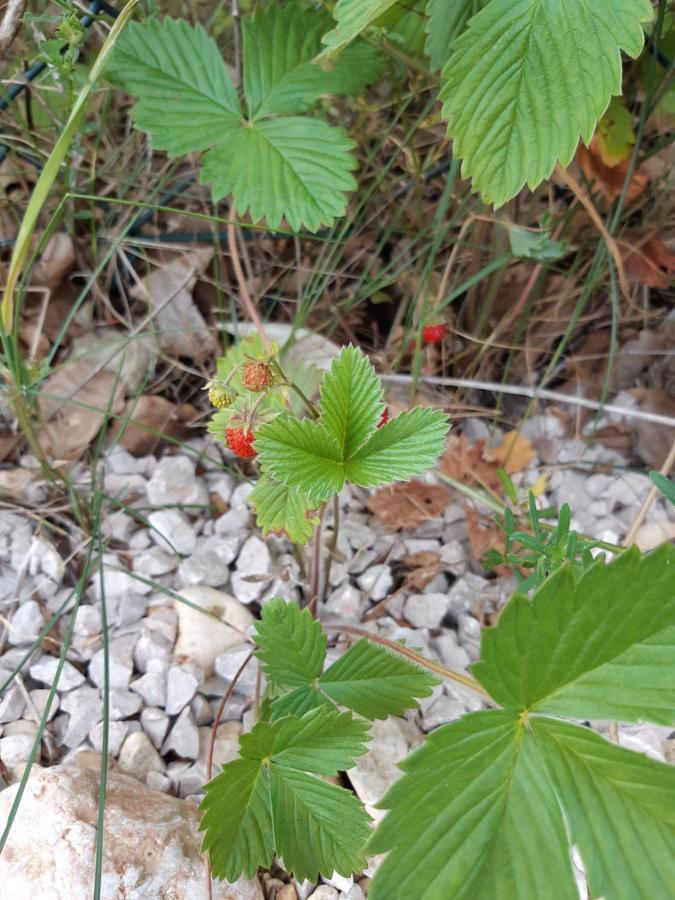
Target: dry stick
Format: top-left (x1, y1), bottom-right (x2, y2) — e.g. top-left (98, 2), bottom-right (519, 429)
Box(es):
top-left (324, 622), bottom-right (491, 699)
top-left (307, 507), bottom-right (324, 617)
top-left (0, 0), bottom-right (27, 56)
top-left (555, 164), bottom-right (630, 301)
top-left (204, 651), bottom-right (254, 900)
top-left (321, 494), bottom-right (340, 605)
top-left (380, 372), bottom-right (675, 429)
top-left (623, 440), bottom-right (675, 548)
top-left (226, 213), bottom-right (270, 352)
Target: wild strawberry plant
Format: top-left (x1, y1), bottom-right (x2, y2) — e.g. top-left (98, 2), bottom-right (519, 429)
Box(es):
top-left (106, 0), bottom-right (655, 223)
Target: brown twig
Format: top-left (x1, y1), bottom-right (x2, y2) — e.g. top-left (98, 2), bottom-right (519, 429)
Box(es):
top-left (623, 441), bottom-right (675, 548)
top-left (0, 0), bottom-right (26, 57)
top-left (226, 208), bottom-right (270, 352)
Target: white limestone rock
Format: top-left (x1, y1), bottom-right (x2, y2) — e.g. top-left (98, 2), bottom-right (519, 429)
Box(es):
top-left (174, 586), bottom-right (254, 675)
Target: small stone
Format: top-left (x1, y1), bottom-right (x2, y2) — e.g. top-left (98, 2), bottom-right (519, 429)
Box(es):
top-left (29, 656), bottom-right (84, 691)
top-left (403, 593), bottom-right (448, 628)
top-left (166, 663), bottom-right (202, 715)
top-left (278, 886), bottom-right (298, 900)
top-left (585, 473), bottom-right (614, 499)
top-left (89, 634), bottom-right (136, 691)
top-left (162, 706), bottom-right (199, 760)
top-left (0, 674), bottom-right (25, 723)
top-left (148, 509), bottom-right (197, 556)
top-left (61, 685), bottom-right (102, 749)
top-left (403, 538), bottom-right (440, 555)
top-left (229, 482), bottom-right (254, 509)
top-left (109, 689), bottom-right (143, 721)
top-left (190, 694), bottom-right (213, 726)
top-left (422, 693), bottom-right (466, 731)
top-left (114, 591), bottom-right (150, 627)
top-left (145, 770), bottom-right (171, 793)
top-left (231, 536), bottom-right (271, 604)
top-left (0, 766), bottom-right (267, 898)
top-left (133, 546), bottom-right (177, 577)
top-left (103, 473), bottom-right (148, 505)
top-left (145, 606), bottom-right (178, 643)
top-left (118, 731), bottom-right (165, 780)
top-left (179, 549), bottom-right (230, 587)
top-left (432, 633), bottom-right (471, 671)
top-left (131, 663), bottom-right (168, 708)
top-left (95, 557), bottom-right (153, 599)
top-left (340, 886), bottom-right (365, 900)
top-left (357, 565), bottom-right (393, 601)
top-left (323, 584), bottom-right (362, 621)
top-left (173, 586), bottom-right (254, 675)
top-left (146, 455), bottom-right (205, 507)
top-left (606, 472), bottom-right (651, 507)
top-left (103, 510), bottom-right (135, 543)
top-left (214, 648), bottom-right (257, 695)
top-left (439, 540), bottom-right (467, 574)
top-left (73, 605), bottom-right (101, 637)
top-left (634, 521), bottom-right (675, 552)
top-left (28, 689), bottom-right (59, 723)
top-left (8, 600), bottom-right (44, 646)
top-left (133, 627), bottom-right (173, 673)
top-left (0, 734), bottom-right (36, 775)
top-left (311, 888), bottom-right (339, 900)
top-left (140, 707), bottom-right (169, 750)
top-left (446, 573), bottom-right (489, 618)
top-left (343, 518), bottom-right (375, 551)
top-left (347, 549), bottom-right (377, 575)
top-left (457, 613), bottom-right (481, 660)
top-left (215, 507), bottom-right (251, 536)
top-left (89, 720), bottom-right (128, 756)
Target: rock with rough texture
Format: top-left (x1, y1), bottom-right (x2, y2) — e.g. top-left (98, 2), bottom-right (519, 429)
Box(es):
top-left (146, 455), bottom-right (206, 508)
top-left (166, 663), bottom-right (202, 715)
top-left (174, 586), bottom-right (254, 675)
top-left (148, 509), bottom-right (197, 556)
top-left (231, 536), bottom-right (271, 604)
top-left (403, 592), bottom-right (448, 628)
top-left (0, 765), bottom-right (263, 899)
top-left (356, 565), bottom-right (393, 601)
top-left (118, 731), bottom-right (165, 780)
top-left (29, 655), bottom-right (84, 691)
top-left (162, 706), bottom-right (199, 759)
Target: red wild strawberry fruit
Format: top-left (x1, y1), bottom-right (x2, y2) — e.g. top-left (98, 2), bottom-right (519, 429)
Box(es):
top-left (377, 407), bottom-right (389, 428)
top-left (242, 361), bottom-right (273, 392)
top-left (225, 427), bottom-right (256, 459)
top-left (422, 323), bottom-right (446, 344)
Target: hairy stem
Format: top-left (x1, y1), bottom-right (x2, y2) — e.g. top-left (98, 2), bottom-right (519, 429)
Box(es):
top-left (321, 494), bottom-right (340, 605)
top-left (324, 622), bottom-right (491, 699)
top-left (307, 506), bottom-right (324, 616)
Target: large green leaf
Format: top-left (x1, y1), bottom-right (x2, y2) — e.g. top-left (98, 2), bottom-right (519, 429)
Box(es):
top-left (201, 706), bottom-right (370, 883)
top-left (473, 546), bottom-right (675, 724)
top-left (369, 711), bottom-right (577, 899)
top-left (106, 17), bottom-right (241, 154)
top-left (425, 0), bottom-right (487, 71)
top-left (319, 345), bottom-right (384, 457)
top-left (243, 3), bottom-right (382, 119)
top-left (249, 474), bottom-right (319, 545)
top-left (269, 765), bottom-right (370, 882)
top-left (254, 414), bottom-right (345, 502)
top-left (440, 0), bottom-right (653, 205)
top-left (201, 116), bottom-right (357, 232)
top-left (254, 598), bottom-right (327, 687)
top-left (533, 717), bottom-right (675, 900)
top-left (345, 407), bottom-right (449, 487)
top-left (320, 638), bottom-right (439, 719)
top-left (321, 0), bottom-right (400, 55)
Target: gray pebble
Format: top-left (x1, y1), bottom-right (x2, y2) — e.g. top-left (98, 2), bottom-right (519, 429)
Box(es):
top-left (29, 656), bottom-right (85, 691)
top-left (161, 706), bottom-right (199, 759)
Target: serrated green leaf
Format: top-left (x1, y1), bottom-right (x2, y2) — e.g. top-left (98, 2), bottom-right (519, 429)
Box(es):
top-left (106, 17), bottom-right (241, 154)
top-left (650, 470), bottom-right (675, 505)
top-left (369, 711), bottom-right (577, 899)
top-left (200, 758), bottom-right (273, 882)
top-left (240, 706), bottom-right (369, 775)
top-left (270, 765), bottom-right (370, 882)
top-left (270, 684), bottom-right (331, 720)
top-left (533, 717), bottom-right (675, 900)
top-left (320, 638), bottom-right (439, 719)
top-left (202, 708), bottom-right (371, 883)
top-left (473, 546), bottom-right (675, 724)
top-left (440, 0), bottom-right (653, 205)
top-left (250, 474), bottom-right (319, 545)
top-left (508, 225), bottom-right (568, 261)
top-left (201, 116), bottom-right (357, 231)
top-left (319, 345), bottom-right (384, 457)
top-left (344, 407), bottom-right (449, 487)
top-left (321, 0), bottom-right (400, 55)
top-left (255, 598), bottom-right (327, 687)
top-left (255, 414), bottom-right (345, 502)
top-left (243, 3), bottom-right (383, 119)
top-left (425, 0), bottom-right (487, 70)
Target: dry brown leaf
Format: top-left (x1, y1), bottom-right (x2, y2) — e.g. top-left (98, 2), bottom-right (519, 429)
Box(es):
top-left (465, 507), bottom-right (505, 566)
top-left (575, 137), bottom-right (648, 205)
top-left (30, 233), bottom-right (76, 290)
top-left (0, 468), bottom-right (39, 499)
top-left (631, 387), bottom-right (675, 468)
top-left (365, 480), bottom-right (451, 530)
top-left (130, 249), bottom-right (217, 362)
top-left (401, 551), bottom-right (441, 591)
top-left (116, 396), bottom-right (199, 456)
top-left (440, 434), bottom-right (502, 492)
top-left (619, 234), bottom-right (675, 289)
top-left (38, 359), bottom-right (125, 459)
top-left (484, 432), bottom-right (535, 474)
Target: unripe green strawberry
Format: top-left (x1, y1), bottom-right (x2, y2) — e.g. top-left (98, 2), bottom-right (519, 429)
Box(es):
top-left (208, 384), bottom-right (232, 409)
top-left (242, 361), bottom-right (273, 392)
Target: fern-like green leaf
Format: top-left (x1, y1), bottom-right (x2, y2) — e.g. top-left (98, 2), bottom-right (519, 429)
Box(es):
top-left (255, 598), bottom-right (327, 687)
top-left (320, 638), bottom-right (439, 719)
top-left (321, 0), bottom-right (400, 55)
top-left (533, 718), bottom-right (675, 899)
top-left (473, 546), bottom-right (675, 724)
top-left (249, 474), bottom-right (319, 545)
top-left (201, 707), bottom-right (371, 883)
top-left (425, 0), bottom-right (487, 71)
top-left (369, 711), bottom-right (577, 899)
top-left (319, 345), bottom-right (384, 457)
top-left (243, 4), bottom-right (382, 119)
top-left (254, 414), bottom-right (345, 502)
top-left (106, 18), bottom-right (241, 154)
top-left (439, 0), bottom-right (653, 205)
top-left (345, 407), bottom-right (449, 487)
top-left (201, 117), bottom-right (357, 232)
